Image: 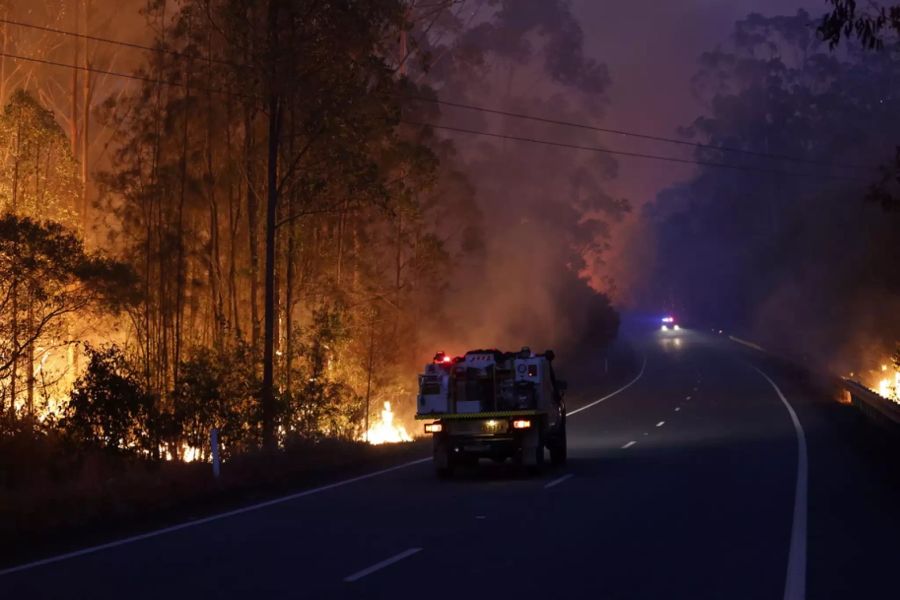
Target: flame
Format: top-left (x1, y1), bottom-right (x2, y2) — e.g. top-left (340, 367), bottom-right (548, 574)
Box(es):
top-left (365, 401), bottom-right (412, 445)
top-left (866, 360), bottom-right (900, 403)
top-left (877, 370), bottom-right (900, 403)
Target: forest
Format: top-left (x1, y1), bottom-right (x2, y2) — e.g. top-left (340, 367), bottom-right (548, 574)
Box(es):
top-left (0, 0), bottom-right (623, 465)
top-left (632, 8), bottom-right (900, 386)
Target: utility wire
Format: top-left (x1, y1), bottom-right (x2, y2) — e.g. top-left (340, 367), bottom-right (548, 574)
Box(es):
top-left (0, 16), bottom-right (245, 70)
top-left (0, 47), bottom-right (875, 181)
top-left (0, 51), bottom-right (258, 100)
top-left (402, 120), bottom-right (870, 182)
top-left (2, 17), bottom-right (880, 172)
top-left (402, 94), bottom-right (878, 172)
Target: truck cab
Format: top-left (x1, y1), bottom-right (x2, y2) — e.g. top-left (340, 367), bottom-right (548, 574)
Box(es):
top-left (416, 347), bottom-right (567, 477)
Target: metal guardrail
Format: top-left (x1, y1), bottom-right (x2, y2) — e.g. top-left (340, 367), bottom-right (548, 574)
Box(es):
top-left (842, 378), bottom-right (900, 428)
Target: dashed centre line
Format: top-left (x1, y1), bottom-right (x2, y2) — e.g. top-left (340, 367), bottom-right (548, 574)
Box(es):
top-left (656, 421), bottom-right (665, 427)
top-left (674, 407), bottom-right (681, 412)
top-left (343, 548), bottom-right (423, 582)
top-left (544, 474), bottom-right (574, 489)
top-left (622, 441), bottom-right (637, 449)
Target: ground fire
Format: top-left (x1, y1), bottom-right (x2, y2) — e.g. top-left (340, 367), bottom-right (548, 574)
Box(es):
top-left (364, 401), bottom-right (413, 445)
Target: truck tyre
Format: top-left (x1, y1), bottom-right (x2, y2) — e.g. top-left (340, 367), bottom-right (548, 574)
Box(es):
top-left (525, 427), bottom-right (545, 476)
top-left (549, 420), bottom-right (567, 466)
top-left (434, 437), bottom-right (454, 479)
top-left (436, 464), bottom-right (454, 479)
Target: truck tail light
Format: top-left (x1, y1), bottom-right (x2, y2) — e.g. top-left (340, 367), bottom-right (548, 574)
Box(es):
top-left (512, 419), bottom-right (532, 429)
top-left (424, 423), bottom-right (443, 434)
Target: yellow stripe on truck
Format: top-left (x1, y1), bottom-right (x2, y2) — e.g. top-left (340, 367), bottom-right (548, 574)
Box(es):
top-left (415, 410), bottom-right (543, 420)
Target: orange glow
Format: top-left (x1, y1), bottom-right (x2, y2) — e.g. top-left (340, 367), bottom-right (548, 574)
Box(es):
top-left (365, 401), bottom-right (413, 444)
top-left (863, 360), bottom-right (900, 403)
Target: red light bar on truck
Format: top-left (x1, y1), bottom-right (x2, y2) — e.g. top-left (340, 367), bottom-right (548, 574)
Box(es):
top-left (424, 423), bottom-right (443, 434)
top-left (433, 352), bottom-right (452, 364)
top-left (512, 419), bottom-right (532, 429)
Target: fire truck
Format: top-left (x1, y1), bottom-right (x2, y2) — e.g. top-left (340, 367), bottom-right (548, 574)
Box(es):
top-left (416, 347), bottom-right (567, 477)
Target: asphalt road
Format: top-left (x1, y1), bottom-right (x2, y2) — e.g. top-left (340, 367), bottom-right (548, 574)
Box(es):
top-left (4, 326), bottom-right (900, 599)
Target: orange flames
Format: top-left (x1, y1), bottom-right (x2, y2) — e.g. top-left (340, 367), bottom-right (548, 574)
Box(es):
top-left (876, 363), bottom-right (900, 403)
top-left (364, 401), bottom-right (413, 445)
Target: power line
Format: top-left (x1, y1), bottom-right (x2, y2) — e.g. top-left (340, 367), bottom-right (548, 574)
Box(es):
top-left (0, 47), bottom-right (876, 182)
top-left (402, 94), bottom-right (878, 172)
top-left (3, 45), bottom-right (865, 181)
top-left (3, 17), bottom-right (879, 173)
top-left (402, 120), bottom-right (870, 182)
top-left (0, 51), bottom-right (258, 100)
top-left (0, 17), bottom-right (244, 70)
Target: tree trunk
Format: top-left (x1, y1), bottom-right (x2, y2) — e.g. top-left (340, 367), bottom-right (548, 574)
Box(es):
top-left (80, 0), bottom-right (91, 240)
top-left (173, 64), bottom-right (192, 389)
top-left (0, 8), bottom-right (7, 107)
top-left (206, 32), bottom-right (224, 350)
top-left (227, 112), bottom-right (242, 341)
top-left (70, 0), bottom-right (79, 158)
top-left (25, 303), bottom-right (34, 425)
top-left (285, 216), bottom-right (295, 397)
top-left (246, 105), bottom-right (260, 353)
top-left (261, 0), bottom-right (281, 451)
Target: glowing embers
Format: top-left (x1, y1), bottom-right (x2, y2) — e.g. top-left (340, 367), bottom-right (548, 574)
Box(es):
top-left (365, 401), bottom-right (413, 444)
top-left (162, 444), bottom-right (202, 462)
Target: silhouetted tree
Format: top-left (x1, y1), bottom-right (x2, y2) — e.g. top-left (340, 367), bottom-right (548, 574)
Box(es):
top-left (0, 214), bottom-right (133, 428)
top-left (64, 344), bottom-right (154, 453)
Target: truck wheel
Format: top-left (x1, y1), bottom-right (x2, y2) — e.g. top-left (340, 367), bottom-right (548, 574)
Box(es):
top-left (526, 429), bottom-right (545, 476)
top-left (526, 446), bottom-right (544, 475)
top-left (458, 454), bottom-right (478, 468)
top-left (436, 464), bottom-right (454, 479)
top-left (434, 437), bottom-right (454, 479)
top-left (550, 422), bottom-right (567, 466)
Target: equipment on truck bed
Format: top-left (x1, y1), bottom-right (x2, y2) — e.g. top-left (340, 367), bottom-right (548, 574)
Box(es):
top-left (416, 347), bottom-right (567, 477)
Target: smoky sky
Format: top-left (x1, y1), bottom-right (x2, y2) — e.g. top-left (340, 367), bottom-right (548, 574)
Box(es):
top-left (573, 0), bottom-right (824, 205)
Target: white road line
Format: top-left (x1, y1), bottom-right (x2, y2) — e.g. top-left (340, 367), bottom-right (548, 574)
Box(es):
top-left (567, 355), bottom-right (647, 417)
top-left (656, 421), bottom-right (665, 427)
top-left (621, 441), bottom-right (636, 449)
top-left (752, 366), bottom-right (808, 600)
top-left (343, 548), bottom-right (422, 583)
top-left (674, 407), bottom-right (681, 412)
top-left (544, 474), bottom-right (574, 489)
top-left (731, 335), bottom-right (765, 352)
top-left (686, 395), bottom-right (692, 400)
top-left (0, 457), bottom-right (432, 577)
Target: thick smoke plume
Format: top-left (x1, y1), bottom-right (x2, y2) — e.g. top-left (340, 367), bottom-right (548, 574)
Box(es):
top-left (631, 9), bottom-right (900, 381)
top-left (408, 0), bottom-right (626, 366)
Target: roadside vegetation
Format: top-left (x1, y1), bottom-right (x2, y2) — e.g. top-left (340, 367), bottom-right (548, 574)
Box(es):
top-left (0, 0), bottom-right (622, 550)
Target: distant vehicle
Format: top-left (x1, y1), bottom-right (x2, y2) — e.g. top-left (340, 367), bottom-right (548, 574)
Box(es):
top-left (416, 348), bottom-right (567, 478)
top-left (660, 315), bottom-right (680, 332)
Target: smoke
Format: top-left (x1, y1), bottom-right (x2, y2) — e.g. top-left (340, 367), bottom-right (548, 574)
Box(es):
top-left (408, 0), bottom-right (628, 363)
top-left (631, 9), bottom-right (900, 378)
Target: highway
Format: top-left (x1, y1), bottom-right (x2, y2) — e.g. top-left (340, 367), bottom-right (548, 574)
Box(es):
top-left (4, 326), bottom-right (900, 599)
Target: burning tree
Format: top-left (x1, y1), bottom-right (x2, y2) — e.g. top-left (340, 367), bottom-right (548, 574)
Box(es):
top-left (0, 89), bottom-right (79, 221)
top-left (0, 214), bottom-right (133, 430)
